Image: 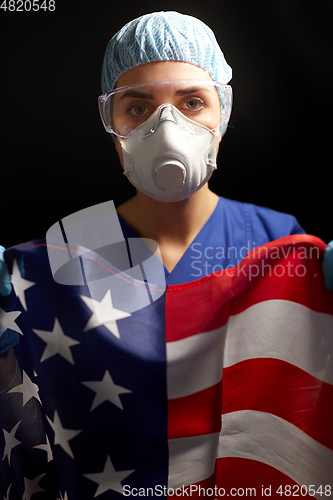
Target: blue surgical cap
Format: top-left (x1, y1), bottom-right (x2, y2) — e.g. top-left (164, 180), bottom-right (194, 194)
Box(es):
top-left (101, 11), bottom-right (232, 93)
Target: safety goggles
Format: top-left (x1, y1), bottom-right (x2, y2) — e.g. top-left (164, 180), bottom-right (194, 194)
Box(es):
top-left (98, 80), bottom-right (232, 139)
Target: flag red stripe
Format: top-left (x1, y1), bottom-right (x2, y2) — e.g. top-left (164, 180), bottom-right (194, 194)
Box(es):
top-left (168, 382), bottom-right (222, 440)
top-left (165, 272), bottom-right (233, 342)
top-left (230, 237), bottom-right (332, 317)
top-left (222, 358), bottom-right (333, 450)
top-left (216, 457), bottom-right (315, 499)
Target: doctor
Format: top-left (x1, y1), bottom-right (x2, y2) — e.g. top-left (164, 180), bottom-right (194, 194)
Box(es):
top-left (0, 11), bottom-right (333, 348)
top-left (97, 11), bottom-right (333, 286)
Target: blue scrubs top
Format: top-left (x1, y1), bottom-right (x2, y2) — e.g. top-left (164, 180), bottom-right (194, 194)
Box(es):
top-left (118, 197), bottom-right (305, 285)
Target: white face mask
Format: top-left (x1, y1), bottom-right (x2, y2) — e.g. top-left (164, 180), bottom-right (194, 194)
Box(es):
top-left (118, 104), bottom-right (219, 202)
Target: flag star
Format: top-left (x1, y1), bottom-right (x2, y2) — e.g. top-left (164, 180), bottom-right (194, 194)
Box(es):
top-left (9, 370), bottom-right (42, 406)
top-left (57, 492), bottom-right (69, 500)
top-left (46, 411), bottom-right (82, 459)
top-left (81, 290), bottom-right (131, 339)
top-left (84, 455), bottom-right (135, 496)
top-left (11, 259), bottom-right (35, 311)
top-left (34, 434), bottom-right (53, 462)
top-left (0, 308), bottom-right (22, 338)
top-left (82, 370), bottom-right (132, 411)
top-left (2, 421), bottom-right (21, 466)
top-left (23, 474), bottom-right (45, 500)
top-left (33, 318), bottom-right (80, 365)
top-left (4, 484), bottom-right (11, 500)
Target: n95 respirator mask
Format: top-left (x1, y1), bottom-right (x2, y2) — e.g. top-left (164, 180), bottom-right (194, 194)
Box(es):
top-left (117, 104), bottom-right (219, 203)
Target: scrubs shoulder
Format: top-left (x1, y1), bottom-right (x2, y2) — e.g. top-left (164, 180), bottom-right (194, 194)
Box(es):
top-left (218, 196), bottom-right (305, 247)
top-left (118, 196), bottom-right (305, 285)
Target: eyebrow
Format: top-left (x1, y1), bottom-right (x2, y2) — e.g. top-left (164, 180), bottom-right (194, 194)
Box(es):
top-left (118, 86), bottom-right (212, 100)
top-left (119, 91), bottom-right (154, 100)
top-left (175, 86), bottom-right (212, 96)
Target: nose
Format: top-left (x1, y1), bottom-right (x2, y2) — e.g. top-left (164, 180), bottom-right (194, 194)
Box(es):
top-left (157, 104), bottom-right (179, 125)
top-left (143, 104), bottom-right (194, 139)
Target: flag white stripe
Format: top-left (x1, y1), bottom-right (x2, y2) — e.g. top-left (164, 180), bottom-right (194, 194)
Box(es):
top-left (166, 326), bottom-right (227, 399)
top-left (168, 433), bottom-right (220, 489)
top-left (225, 300), bottom-right (333, 384)
top-left (218, 410), bottom-right (333, 494)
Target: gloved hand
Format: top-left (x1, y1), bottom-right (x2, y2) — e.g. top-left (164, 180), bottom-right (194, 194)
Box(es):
top-left (322, 240), bottom-right (333, 292)
top-left (0, 245), bottom-right (20, 354)
top-left (0, 246), bottom-right (12, 296)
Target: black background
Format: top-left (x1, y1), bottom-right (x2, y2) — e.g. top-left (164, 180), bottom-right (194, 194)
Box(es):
top-left (1, 0), bottom-right (332, 248)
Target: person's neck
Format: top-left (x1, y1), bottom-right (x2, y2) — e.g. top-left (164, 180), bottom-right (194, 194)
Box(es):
top-left (117, 186), bottom-right (219, 248)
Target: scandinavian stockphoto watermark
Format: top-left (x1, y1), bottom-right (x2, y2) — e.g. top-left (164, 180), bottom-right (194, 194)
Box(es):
top-left (189, 242), bottom-right (319, 280)
top-left (123, 484), bottom-right (257, 497)
top-left (122, 484), bottom-right (332, 497)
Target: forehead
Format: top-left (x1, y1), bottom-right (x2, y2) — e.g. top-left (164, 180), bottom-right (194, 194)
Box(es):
top-left (114, 61), bottom-right (214, 89)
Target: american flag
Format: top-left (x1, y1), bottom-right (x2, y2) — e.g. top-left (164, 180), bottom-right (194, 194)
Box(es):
top-left (0, 234), bottom-right (332, 499)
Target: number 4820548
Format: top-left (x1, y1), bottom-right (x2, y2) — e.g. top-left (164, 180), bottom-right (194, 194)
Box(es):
top-left (276, 485), bottom-right (331, 496)
top-left (0, 0), bottom-right (55, 11)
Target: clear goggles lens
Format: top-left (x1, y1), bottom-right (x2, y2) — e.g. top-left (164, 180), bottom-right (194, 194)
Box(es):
top-left (98, 80), bottom-right (232, 139)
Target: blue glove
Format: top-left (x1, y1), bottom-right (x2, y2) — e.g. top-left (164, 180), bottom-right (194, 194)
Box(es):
top-left (0, 245), bottom-right (20, 354)
top-left (0, 246), bottom-right (12, 296)
top-left (322, 240), bottom-right (333, 292)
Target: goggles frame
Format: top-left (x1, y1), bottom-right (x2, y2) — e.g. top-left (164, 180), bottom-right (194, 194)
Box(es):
top-left (98, 80), bottom-right (232, 138)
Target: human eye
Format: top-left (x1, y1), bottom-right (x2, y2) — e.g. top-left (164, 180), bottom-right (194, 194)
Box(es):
top-left (183, 97), bottom-right (205, 112)
top-left (126, 102), bottom-right (149, 117)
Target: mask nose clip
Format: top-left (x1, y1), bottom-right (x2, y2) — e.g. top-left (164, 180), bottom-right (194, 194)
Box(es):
top-left (142, 104), bottom-right (195, 139)
top-left (158, 104), bottom-right (178, 125)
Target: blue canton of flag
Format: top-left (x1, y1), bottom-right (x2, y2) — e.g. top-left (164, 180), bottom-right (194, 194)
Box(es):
top-left (0, 240), bottom-right (169, 499)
